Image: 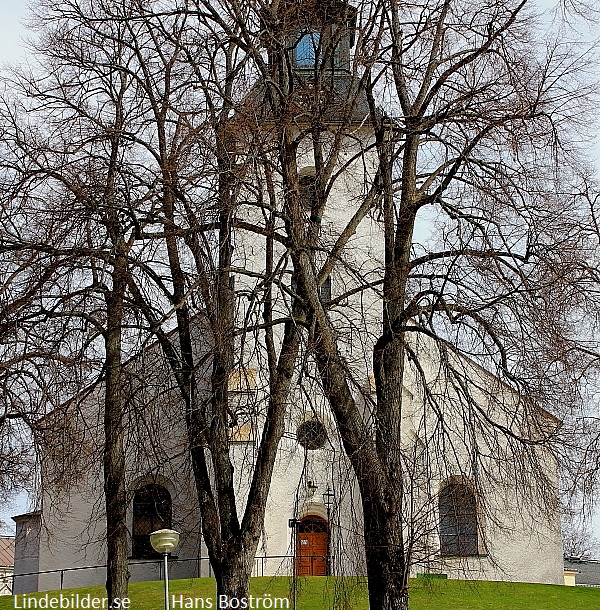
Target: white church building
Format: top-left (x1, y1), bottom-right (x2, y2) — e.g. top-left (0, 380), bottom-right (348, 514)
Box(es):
top-left (12, 0), bottom-right (564, 594)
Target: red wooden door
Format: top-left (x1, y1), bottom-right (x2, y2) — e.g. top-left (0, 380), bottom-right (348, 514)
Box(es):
top-left (296, 517), bottom-right (328, 576)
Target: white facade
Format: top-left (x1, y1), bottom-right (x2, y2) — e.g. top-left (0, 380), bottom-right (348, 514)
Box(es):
top-left (12, 332), bottom-right (564, 592)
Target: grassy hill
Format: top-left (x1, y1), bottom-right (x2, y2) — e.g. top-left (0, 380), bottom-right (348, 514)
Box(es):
top-left (4, 577), bottom-right (600, 610)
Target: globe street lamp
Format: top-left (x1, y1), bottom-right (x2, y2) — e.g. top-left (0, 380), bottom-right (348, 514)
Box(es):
top-left (150, 529), bottom-right (180, 610)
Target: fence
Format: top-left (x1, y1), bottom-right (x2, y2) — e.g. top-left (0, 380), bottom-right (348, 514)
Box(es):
top-left (11, 554), bottom-right (333, 595)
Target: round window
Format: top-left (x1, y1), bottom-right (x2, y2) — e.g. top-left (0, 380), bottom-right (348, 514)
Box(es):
top-left (297, 418), bottom-right (328, 450)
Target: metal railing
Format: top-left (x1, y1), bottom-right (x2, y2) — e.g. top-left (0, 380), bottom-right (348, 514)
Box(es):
top-left (11, 554), bottom-right (333, 594)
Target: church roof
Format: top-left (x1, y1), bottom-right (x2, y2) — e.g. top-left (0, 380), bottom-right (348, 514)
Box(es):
top-left (564, 558), bottom-right (600, 586)
top-left (0, 537), bottom-right (14, 568)
top-left (232, 73), bottom-right (377, 133)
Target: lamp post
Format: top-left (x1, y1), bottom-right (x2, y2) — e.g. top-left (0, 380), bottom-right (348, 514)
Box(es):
top-left (322, 486), bottom-right (334, 518)
top-left (150, 529), bottom-right (180, 610)
top-left (288, 518), bottom-right (301, 610)
top-left (322, 486), bottom-right (334, 575)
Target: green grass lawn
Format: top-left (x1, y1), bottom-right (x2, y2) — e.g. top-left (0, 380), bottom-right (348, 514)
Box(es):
top-left (3, 577), bottom-right (600, 610)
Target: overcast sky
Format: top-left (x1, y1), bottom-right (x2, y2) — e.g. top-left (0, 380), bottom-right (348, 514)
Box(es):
top-left (0, 0), bottom-right (29, 67)
top-left (1, 0), bottom-right (599, 548)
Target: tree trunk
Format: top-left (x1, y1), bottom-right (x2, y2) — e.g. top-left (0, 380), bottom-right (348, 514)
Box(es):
top-left (214, 547), bottom-right (254, 601)
top-left (362, 498), bottom-right (409, 610)
top-left (297, 241), bottom-right (411, 609)
top-left (104, 255), bottom-right (129, 601)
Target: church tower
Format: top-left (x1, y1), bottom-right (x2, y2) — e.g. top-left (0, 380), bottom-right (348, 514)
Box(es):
top-left (256, 0), bottom-right (369, 126)
top-left (263, 0), bottom-right (357, 74)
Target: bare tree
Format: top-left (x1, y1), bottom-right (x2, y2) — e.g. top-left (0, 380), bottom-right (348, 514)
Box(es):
top-left (562, 510), bottom-right (600, 559)
top-left (0, 251), bottom-right (52, 498)
top-left (281, 1), bottom-right (600, 608)
top-left (3, 2), bottom-right (600, 610)
top-left (1, 0), bottom-right (305, 601)
top-left (189, 0), bottom-right (600, 608)
top-left (0, 2), bottom-right (156, 597)
top-left (97, 4), bottom-right (307, 598)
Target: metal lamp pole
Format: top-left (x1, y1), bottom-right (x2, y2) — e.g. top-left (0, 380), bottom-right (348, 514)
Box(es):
top-left (162, 552), bottom-right (169, 610)
top-left (288, 518), bottom-right (301, 610)
top-left (150, 529), bottom-right (180, 610)
top-left (322, 486), bottom-right (334, 576)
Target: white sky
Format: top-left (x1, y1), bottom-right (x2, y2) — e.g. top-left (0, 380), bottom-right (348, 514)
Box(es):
top-left (1, 0), bottom-right (599, 551)
top-left (0, 0), bottom-right (29, 67)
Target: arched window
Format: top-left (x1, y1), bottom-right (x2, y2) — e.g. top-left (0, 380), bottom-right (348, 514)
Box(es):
top-left (298, 516), bottom-right (328, 533)
top-left (299, 174), bottom-right (317, 210)
top-left (438, 481), bottom-right (478, 556)
top-left (319, 276), bottom-right (332, 303)
top-left (132, 484), bottom-right (172, 559)
top-left (294, 30), bottom-right (320, 67)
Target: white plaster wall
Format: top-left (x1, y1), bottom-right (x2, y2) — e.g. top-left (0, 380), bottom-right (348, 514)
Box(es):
top-left (229, 123), bottom-right (563, 586)
top-left (28, 331), bottom-right (209, 593)
top-left (398, 338), bottom-right (564, 585)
